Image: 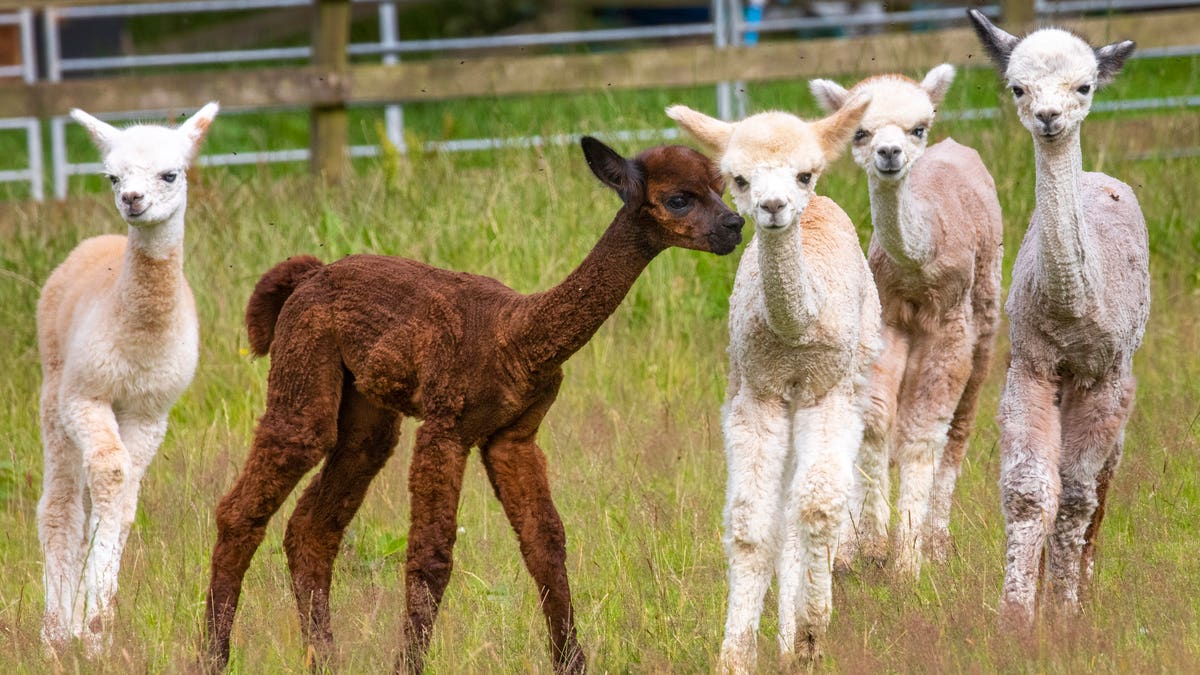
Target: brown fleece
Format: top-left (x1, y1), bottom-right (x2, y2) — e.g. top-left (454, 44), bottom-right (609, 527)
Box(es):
top-left (202, 138), bottom-right (744, 674)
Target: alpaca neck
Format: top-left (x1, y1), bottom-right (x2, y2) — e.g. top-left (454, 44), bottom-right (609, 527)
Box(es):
top-left (868, 175), bottom-right (933, 269)
top-left (518, 208), bottom-right (659, 371)
top-left (117, 209), bottom-right (187, 328)
top-left (1033, 129), bottom-right (1098, 316)
top-left (756, 221), bottom-right (822, 341)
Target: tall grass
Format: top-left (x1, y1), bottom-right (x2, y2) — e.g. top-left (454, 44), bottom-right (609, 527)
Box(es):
top-left (0, 68), bottom-right (1197, 672)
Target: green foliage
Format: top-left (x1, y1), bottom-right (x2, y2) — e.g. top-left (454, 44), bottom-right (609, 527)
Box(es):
top-left (0, 57), bottom-right (1197, 672)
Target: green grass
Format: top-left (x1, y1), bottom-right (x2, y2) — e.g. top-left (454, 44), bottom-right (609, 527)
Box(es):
top-left (0, 59), bottom-right (1198, 673)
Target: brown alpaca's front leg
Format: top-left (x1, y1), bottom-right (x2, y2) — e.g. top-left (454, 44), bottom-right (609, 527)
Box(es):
top-left (284, 389), bottom-right (400, 665)
top-left (482, 433), bottom-right (584, 674)
top-left (400, 424), bottom-right (469, 674)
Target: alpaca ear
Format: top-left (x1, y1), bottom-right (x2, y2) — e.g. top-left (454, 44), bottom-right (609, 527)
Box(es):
top-left (665, 105), bottom-right (734, 155)
top-left (69, 108), bottom-right (120, 155)
top-left (581, 136), bottom-right (644, 204)
top-left (967, 9), bottom-right (1019, 75)
top-left (814, 92), bottom-right (871, 160)
top-left (808, 79), bottom-right (850, 114)
top-left (921, 64), bottom-right (956, 106)
top-left (1094, 40), bottom-right (1135, 87)
top-left (178, 101), bottom-right (220, 161)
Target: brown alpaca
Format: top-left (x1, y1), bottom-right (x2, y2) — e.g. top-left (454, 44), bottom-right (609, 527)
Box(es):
top-left (202, 137), bottom-right (744, 673)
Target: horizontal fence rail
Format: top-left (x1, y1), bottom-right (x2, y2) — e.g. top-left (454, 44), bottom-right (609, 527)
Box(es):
top-left (0, 0), bottom-right (1197, 200)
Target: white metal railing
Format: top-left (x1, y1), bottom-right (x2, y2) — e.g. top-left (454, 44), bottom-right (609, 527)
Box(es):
top-left (0, 9), bottom-right (41, 199)
top-left (1, 1), bottom-right (1197, 201)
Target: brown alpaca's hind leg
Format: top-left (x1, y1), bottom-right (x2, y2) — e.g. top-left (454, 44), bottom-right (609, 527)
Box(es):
top-left (284, 386), bottom-right (400, 665)
top-left (400, 423), bottom-right (470, 674)
top-left (482, 433), bottom-right (584, 674)
top-left (203, 318), bottom-right (345, 672)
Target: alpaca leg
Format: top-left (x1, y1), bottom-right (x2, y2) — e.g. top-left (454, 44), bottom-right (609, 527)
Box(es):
top-left (890, 331), bottom-right (972, 578)
top-left (482, 406), bottom-right (585, 673)
top-left (38, 392), bottom-right (86, 647)
top-left (774, 441), bottom-right (801, 657)
top-left (846, 326), bottom-right (908, 568)
top-left (284, 388), bottom-right (399, 663)
top-left (114, 414), bottom-right (168, 555)
top-left (788, 394), bottom-right (858, 663)
top-left (1079, 445), bottom-right (1121, 598)
top-left (401, 424), bottom-right (470, 674)
top-left (55, 397), bottom-right (131, 652)
top-left (718, 392), bottom-right (789, 674)
top-left (1046, 375), bottom-right (1134, 612)
top-left (928, 330), bottom-right (995, 563)
top-left (204, 320), bottom-right (345, 672)
top-left (996, 364), bottom-right (1062, 631)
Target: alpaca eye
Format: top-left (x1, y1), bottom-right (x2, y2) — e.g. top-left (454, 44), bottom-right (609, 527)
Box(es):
top-left (733, 176), bottom-right (749, 190)
top-left (1011, 85), bottom-right (1025, 98)
top-left (106, 174), bottom-right (119, 186)
top-left (161, 172), bottom-right (178, 183)
top-left (853, 129), bottom-right (869, 143)
top-left (797, 173), bottom-right (812, 185)
top-left (664, 195), bottom-right (691, 211)
top-left (1077, 84), bottom-right (1092, 95)
top-left (911, 127), bottom-right (925, 139)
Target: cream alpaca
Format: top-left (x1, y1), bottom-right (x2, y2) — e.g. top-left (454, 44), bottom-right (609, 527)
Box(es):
top-left (969, 10), bottom-right (1149, 629)
top-left (668, 101), bottom-right (880, 670)
top-left (37, 103), bottom-right (217, 651)
top-left (809, 66), bottom-right (1003, 576)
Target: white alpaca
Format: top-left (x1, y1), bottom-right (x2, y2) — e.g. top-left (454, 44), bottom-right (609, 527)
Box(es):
top-left (668, 101), bottom-right (880, 670)
top-left (968, 10), bottom-right (1149, 629)
top-left (37, 103), bottom-right (217, 652)
top-left (809, 66), bottom-right (1003, 576)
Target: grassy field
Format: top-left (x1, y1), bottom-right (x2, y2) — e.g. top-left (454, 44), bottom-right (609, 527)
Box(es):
top-left (0, 62), bottom-right (1198, 673)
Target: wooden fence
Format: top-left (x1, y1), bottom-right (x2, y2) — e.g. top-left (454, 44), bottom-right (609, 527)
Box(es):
top-left (2, 0), bottom-right (1199, 179)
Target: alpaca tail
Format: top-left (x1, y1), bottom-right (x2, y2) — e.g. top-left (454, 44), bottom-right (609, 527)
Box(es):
top-left (245, 255), bottom-right (324, 356)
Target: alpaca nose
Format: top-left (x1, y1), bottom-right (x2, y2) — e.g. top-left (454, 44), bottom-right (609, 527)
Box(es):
top-left (876, 145), bottom-right (902, 162)
top-left (1035, 109), bottom-right (1061, 126)
top-left (121, 191), bottom-right (143, 206)
top-left (723, 212), bottom-right (745, 230)
top-left (760, 198), bottom-right (785, 214)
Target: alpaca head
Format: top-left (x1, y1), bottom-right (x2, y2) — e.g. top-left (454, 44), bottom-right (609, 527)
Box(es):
top-left (809, 65), bottom-right (954, 182)
top-left (968, 9), bottom-right (1134, 143)
top-left (666, 100), bottom-right (869, 232)
top-left (581, 136), bottom-right (744, 255)
top-left (70, 102), bottom-right (219, 226)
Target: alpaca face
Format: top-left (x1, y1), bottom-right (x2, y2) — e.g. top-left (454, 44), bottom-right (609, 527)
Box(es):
top-left (638, 145), bottom-right (746, 255)
top-left (70, 103), bottom-right (219, 226)
top-left (581, 137), bottom-right (744, 255)
top-left (666, 103), bottom-right (868, 233)
top-left (719, 113), bottom-right (828, 231)
top-left (967, 9), bottom-right (1135, 144)
top-left (810, 66), bottom-right (954, 182)
top-left (1005, 31), bottom-right (1100, 141)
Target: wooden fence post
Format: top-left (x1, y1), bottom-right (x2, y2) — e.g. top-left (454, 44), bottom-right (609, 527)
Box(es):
top-left (1002, 0), bottom-right (1037, 30)
top-left (310, 0), bottom-right (350, 180)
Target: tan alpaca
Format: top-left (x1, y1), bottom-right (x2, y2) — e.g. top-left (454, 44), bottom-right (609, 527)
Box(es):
top-left (969, 10), bottom-right (1149, 629)
top-left (668, 101), bottom-right (880, 670)
top-left (810, 66), bottom-right (1003, 576)
top-left (37, 103), bottom-right (217, 652)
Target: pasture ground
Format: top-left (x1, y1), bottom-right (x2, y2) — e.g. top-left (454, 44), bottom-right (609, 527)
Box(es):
top-left (0, 61), bottom-right (1198, 672)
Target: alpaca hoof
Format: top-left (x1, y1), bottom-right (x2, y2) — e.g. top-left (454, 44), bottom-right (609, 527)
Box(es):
top-left (858, 535), bottom-right (889, 567)
top-left (924, 528), bottom-right (952, 564)
top-left (795, 631), bottom-right (824, 665)
top-left (998, 598), bottom-right (1035, 636)
top-left (717, 632), bottom-right (756, 675)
